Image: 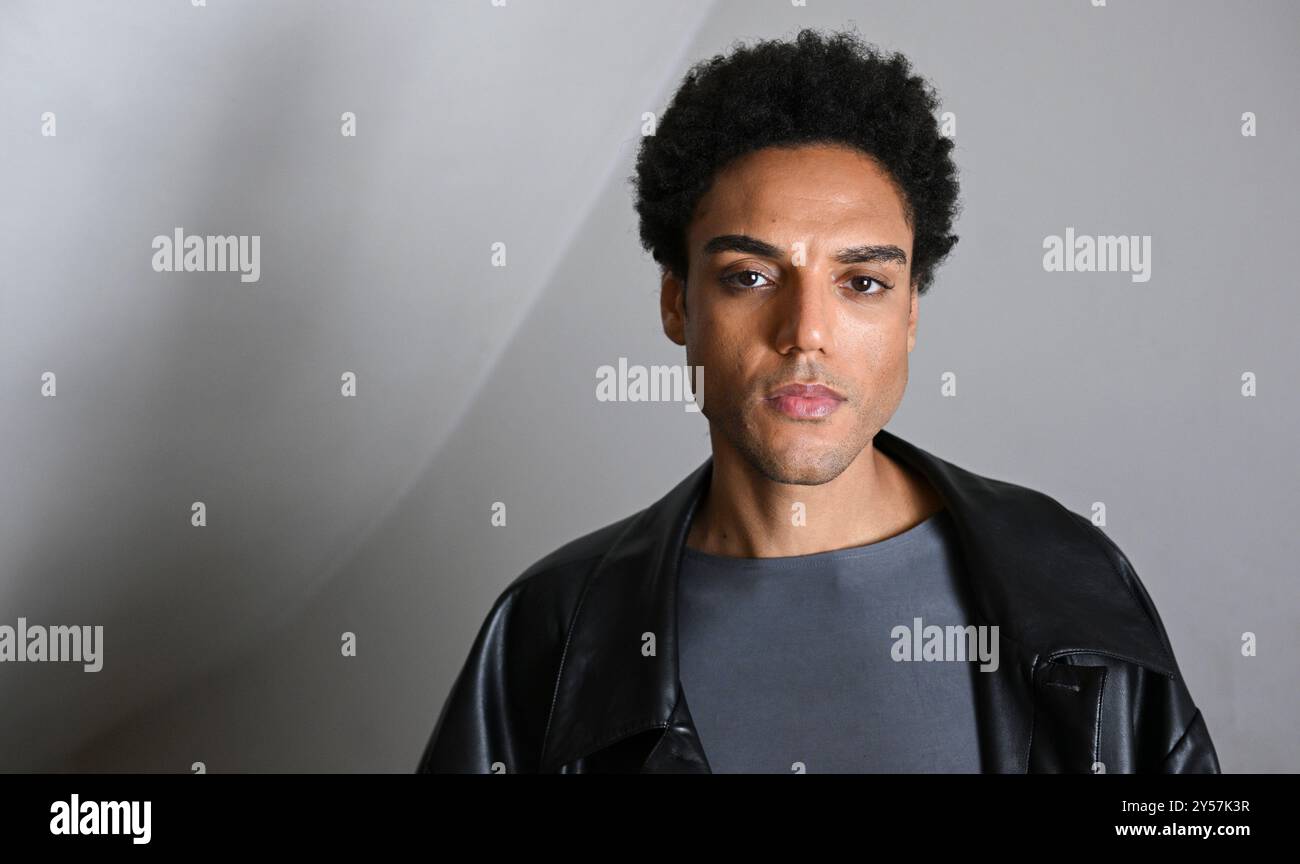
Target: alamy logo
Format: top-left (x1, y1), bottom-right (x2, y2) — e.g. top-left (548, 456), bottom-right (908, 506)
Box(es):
top-left (50, 795), bottom-right (150, 845)
top-left (151, 227), bottom-right (261, 283)
top-left (0, 617), bottom-right (103, 672)
top-left (595, 357), bottom-right (703, 412)
top-left (891, 617), bottom-right (999, 672)
top-left (1042, 227), bottom-right (1150, 283)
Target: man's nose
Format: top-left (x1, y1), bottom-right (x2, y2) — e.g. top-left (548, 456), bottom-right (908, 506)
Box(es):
top-left (774, 267), bottom-right (834, 355)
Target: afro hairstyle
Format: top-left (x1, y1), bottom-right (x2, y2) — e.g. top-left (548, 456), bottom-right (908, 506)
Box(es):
top-left (630, 27), bottom-right (961, 297)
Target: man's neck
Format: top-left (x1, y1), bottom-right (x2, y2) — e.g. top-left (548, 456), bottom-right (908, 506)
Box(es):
top-left (684, 434), bottom-right (944, 559)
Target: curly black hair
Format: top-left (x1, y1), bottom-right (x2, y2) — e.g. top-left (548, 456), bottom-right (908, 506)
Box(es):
top-left (630, 27), bottom-right (961, 296)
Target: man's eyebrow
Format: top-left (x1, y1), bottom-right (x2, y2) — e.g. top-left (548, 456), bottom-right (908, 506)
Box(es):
top-left (702, 234), bottom-right (784, 259)
top-left (832, 244), bottom-right (908, 268)
top-left (701, 234), bottom-right (908, 268)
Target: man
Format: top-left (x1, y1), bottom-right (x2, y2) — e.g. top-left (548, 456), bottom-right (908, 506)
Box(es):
top-left (417, 29), bottom-right (1220, 773)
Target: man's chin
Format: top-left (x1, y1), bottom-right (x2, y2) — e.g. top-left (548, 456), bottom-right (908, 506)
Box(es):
top-left (746, 447), bottom-right (855, 486)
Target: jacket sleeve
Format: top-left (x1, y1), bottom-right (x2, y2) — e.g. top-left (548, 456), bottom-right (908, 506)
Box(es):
top-left (415, 578), bottom-right (558, 773)
top-left (415, 591), bottom-right (513, 773)
top-left (1159, 708), bottom-right (1220, 773)
top-left (1082, 515), bottom-right (1223, 774)
top-left (1125, 566), bottom-right (1222, 773)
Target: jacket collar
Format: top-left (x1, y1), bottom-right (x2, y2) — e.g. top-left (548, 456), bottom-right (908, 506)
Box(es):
top-left (538, 427), bottom-right (1177, 772)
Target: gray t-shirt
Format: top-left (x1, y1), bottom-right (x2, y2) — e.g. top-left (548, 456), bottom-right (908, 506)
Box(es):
top-left (677, 507), bottom-right (983, 773)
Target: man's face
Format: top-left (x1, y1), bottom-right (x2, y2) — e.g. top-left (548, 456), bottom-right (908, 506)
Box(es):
top-left (661, 143), bottom-right (920, 486)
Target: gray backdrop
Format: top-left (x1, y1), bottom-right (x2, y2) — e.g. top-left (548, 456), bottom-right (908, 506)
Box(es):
top-left (1, 0), bottom-right (1296, 772)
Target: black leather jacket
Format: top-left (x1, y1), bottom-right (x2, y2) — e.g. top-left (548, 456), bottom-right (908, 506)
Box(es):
top-left (417, 427), bottom-right (1221, 773)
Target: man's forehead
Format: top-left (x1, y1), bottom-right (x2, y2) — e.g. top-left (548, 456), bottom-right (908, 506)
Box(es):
top-left (692, 163), bottom-right (909, 244)
top-left (719, 144), bottom-right (898, 190)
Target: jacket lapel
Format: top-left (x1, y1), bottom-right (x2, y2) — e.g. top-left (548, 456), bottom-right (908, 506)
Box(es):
top-left (538, 458), bottom-right (711, 772)
top-left (640, 681), bottom-right (712, 773)
top-left (539, 427), bottom-right (1176, 773)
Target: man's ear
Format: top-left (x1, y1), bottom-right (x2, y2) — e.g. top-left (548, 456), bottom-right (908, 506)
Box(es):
top-left (660, 269), bottom-right (687, 346)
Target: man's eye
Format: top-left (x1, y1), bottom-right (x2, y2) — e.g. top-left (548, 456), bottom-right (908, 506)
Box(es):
top-left (848, 275), bottom-right (891, 295)
top-left (721, 269), bottom-right (773, 290)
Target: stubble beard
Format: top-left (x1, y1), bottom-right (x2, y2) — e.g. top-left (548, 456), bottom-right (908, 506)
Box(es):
top-left (710, 390), bottom-right (871, 487)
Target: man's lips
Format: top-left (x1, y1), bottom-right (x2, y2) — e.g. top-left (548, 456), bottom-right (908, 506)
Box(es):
top-left (766, 382), bottom-right (845, 400)
top-left (763, 382), bottom-right (846, 419)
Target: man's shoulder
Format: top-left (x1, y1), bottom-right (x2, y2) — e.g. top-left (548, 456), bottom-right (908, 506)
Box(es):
top-left (913, 442), bottom-right (1180, 667)
top-left (949, 464), bottom-right (1215, 769)
top-left (508, 510), bottom-right (642, 594)
top-left (420, 509), bottom-right (651, 773)
top-left (928, 446), bottom-right (1141, 573)
top-left (478, 509), bottom-right (644, 635)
